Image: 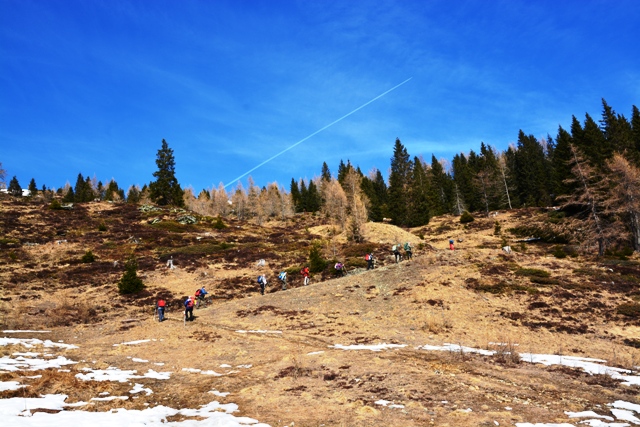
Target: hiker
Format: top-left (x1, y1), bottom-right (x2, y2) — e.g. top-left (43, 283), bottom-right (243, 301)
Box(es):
top-left (157, 298), bottom-right (166, 322)
top-left (195, 285), bottom-right (208, 308)
top-left (301, 266), bottom-right (310, 286)
top-left (334, 262), bottom-right (345, 277)
top-left (404, 242), bottom-right (413, 260)
top-left (278, 271), bottom-right (287, 290)
top-left (258, 274), bottom-right (267, 295)
top-left (392, 243), bottom-right (402, 263)
top-left (184, 296), bottom-right (195, 321)
top-left (365, 253), bottom-right (374, 270)
top-left (449, 239), bottom-right (455, 250)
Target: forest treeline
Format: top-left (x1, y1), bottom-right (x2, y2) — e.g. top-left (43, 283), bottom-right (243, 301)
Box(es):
top-left (1, 100), bottom-right (639, 253)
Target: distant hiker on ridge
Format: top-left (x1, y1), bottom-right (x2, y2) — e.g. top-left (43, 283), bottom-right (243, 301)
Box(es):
top-left (258, 274), bottom-right (267, 295)
top-left (392, 243), bottom-right (402, 263)
top-left (334, 262), bottom-right (345, 277)
top-left (156, 298), bottom-right (166, 322)
top-left (278, 271), bottom-right (287, 290)
top-left (365, 253), bottom-right (374, 270)
top-left (301, 266), bottom-right (310, 286)
top-left (404, 242), bottom-right (413, 260)
top-left (184, 296), bottom-right (195, 322)
top-left (195, 285), bottom-right (208, 308)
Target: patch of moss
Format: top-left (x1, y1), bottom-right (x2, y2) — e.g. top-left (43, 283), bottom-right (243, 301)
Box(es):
top-left (162, 242), bottom-right (234, 256)
top-left (616, 303), bottom-right (640, 318)
top-left (515, 268), bottom-right (550, 278)
top-left (149, 221), bottom-right (195, 233)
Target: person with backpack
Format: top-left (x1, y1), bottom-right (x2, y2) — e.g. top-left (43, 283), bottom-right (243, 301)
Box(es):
top-left (258, 274), bottom-right (267, 295)
top-left (404, 242), bottom-right (413, 260)
top-left (449, 239), bottom-right (455, 250)
top-left (156, 298), bottom-right (166, 322)
top-left (334, 262), bottom-right (345, 277)
top-left (392, 243), bottom-right (402, 263)
top-left (184, 296), bottom-right (195, 321)
top-left (365, 253), bottom-right (374, 270)
top-left (301, 266), bottom-right (310, 286)
top-left (195, 285), bottom-right (208, 308)
top-left (278, 271), bottom-right (287, 290)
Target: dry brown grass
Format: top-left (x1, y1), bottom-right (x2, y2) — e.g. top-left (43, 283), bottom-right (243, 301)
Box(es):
top-left (2, 201), bottom-right (640, 426)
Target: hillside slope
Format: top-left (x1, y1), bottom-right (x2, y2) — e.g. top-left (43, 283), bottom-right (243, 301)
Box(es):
top-left (1, 199), bottom-right (639, 426)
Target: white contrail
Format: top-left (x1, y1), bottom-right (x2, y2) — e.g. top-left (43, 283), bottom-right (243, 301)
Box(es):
top-left (224, 77), bottom-right (413, 188)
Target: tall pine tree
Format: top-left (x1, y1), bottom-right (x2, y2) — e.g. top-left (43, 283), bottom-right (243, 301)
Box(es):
top-left (149, 139), bottom-right (184, 206)
top-left (387, 138), bottom-right (412, 225)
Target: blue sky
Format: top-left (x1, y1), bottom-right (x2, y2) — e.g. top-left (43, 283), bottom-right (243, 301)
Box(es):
top-left (1, 0), bottom-right (639, 194)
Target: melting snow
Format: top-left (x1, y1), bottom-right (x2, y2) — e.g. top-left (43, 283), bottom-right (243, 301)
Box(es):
top-left (0, 337), bottom-right (78, 349)
top-left (76, 367), bottom-right (171, 382)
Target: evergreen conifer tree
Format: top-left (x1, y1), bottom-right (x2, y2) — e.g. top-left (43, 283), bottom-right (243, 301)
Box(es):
top-left (149, 139), bottom-right (184, 206)
top-left (428, 155), bottom-right (452, 215)
top-left (7, 176), bottom-right (22, 197)
top-left (551, 126), bottom-right (575, 197)
top-left (63, 187), bottom-right (75, 203)
top-left (127, 185), bottom-right (141, 204)
top-left (387, 138), bottom-right (412, 225)
top-left (118, 255), bottom-right (145, 294)
top-left (105, 180), bottom-right (121, 201)
top-left (84, 176), bottom-right (95, 201)
top-left (28, 178), bottom-right (37, 197)
top-left (290, 178), bottom-right (301, 212)
top-left (74, 173), bottom-right (86, 202)
top-left (306, 180), bottom-right (321, 212)
top-left (321, 162), bottom-right (332, 182)
top-left (406, 157), bottom-right (430, 226)
top-left (631, 105), bottom-right (640, 166)
top-left (299, 179), bottom-right (308, 212)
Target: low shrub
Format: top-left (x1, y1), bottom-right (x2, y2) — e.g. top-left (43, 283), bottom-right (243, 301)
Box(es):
top-left (212, 216), bottom-right (227, 230)
top-left (81, 250), bottom-right (95, 263)
top-left (118, 256), bottom-right (145, 294)
top-left (309, 243), bottom-right (328, 273)
top-left (552, 246), bottom-right (567, 258)
top-left (49, 199), bottom-right (62, 210)
top-left (459, 211), bottom-right (474, 223)
top-left (494, 221), bottom-right (501, 235)
top-left (98, 223), bottom-right (108, 232)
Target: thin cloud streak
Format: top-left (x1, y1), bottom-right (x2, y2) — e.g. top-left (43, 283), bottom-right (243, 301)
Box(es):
top-left (223, 77), bottom-right (413, 188)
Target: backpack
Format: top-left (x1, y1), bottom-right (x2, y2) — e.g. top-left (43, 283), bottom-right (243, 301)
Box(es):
top-left (257, 276), bottom-right (264, 284)
top-left (195, 289), bottom-right (202, 297)
top-left (335, 263), bottom-right (343, 270)
top-left (404, 242), bottom-right (410, 251)
top-left (157, 300), bottom-right (166, 307)
top-left (365, 253), bottom-right (371, 261)
top-left (278, 272), bottom-right (286, 281)
top-left (392, 245), bottom-right (397, 252)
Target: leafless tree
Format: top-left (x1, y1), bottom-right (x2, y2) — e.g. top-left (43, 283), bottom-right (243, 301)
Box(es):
top-left (0, 162), bottom-right (6, 188)
top-left (213, 183), bottom-right (230, 217)
top-left (342, 168), bottom-right (369, 242)
top-left (605, 154), bottom-right (640, 252)
top-left (497, 152), bottom-right (513, 209)
top-left (320, 178), bottom-right (348, 229)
